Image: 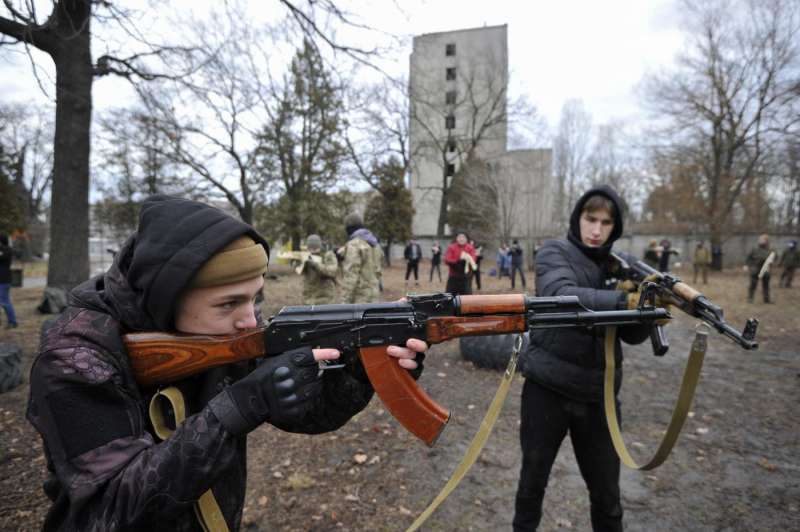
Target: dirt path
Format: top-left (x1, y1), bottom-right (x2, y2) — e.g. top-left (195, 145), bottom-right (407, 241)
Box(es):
top-left (1, 264), bottom-right (798, 531)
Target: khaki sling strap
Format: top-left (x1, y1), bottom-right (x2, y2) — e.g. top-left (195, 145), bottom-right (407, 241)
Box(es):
top-left (149, 387), bottom-right (230, 532)
top-left (406, 334), bottom-right (523, 532)
top-left (603, 325), bottom-right (709, 470)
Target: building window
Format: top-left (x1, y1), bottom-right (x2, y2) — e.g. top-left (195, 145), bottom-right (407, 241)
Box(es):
top-left (445, 114), bottom-right (455, 129)
top-left (446, 67), bottom-right (456, 81)
top-left (446, 163), bottom-right (455, 176)
top-left (445, 43), bottom-right (456, 56)
top-left (448, 140), bottom-right (457, 153)
top-left (445, 90), bottom-right (456, 105)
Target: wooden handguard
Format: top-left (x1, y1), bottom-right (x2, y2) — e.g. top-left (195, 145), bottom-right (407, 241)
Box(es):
top-left (672, 281), bottom-right (702, 303)
top-left (426, 315), bottom-right (527, 344)
top-left (359, 346), bottom-right (450, 447)
top-left (459, 294), bottom-right (526, 314)
top-left (124, 329), bottom-right (266, 387)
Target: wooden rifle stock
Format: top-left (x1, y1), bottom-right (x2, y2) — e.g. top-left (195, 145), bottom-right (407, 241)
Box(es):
top-left (124, 329), bottom-right (266, 388)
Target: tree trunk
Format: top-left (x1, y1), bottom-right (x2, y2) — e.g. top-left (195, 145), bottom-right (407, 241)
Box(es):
top-left (436, 169), bottom-right (449, 237)
top-left (47, 6), bottom-right (93, 291)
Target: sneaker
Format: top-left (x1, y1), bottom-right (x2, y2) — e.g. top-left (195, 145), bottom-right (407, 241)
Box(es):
top-left (5, 323), bottom-right (18, 329)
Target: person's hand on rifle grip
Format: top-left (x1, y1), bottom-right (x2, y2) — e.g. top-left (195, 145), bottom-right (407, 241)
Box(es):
top-left (617, 279), bottom-right (638, 293)
top-left (208, 346), bottom-right (325, 435)
top-left (625, 282), bottom-right (672, 325)
top-left (387, 338), bottom-right (427, 380)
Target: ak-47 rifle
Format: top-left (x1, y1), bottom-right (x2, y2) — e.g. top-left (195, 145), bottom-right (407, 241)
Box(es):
top-left (611, 252), bottom-right (759, 354)
top-left (124, 293), bottom-right (669, 446)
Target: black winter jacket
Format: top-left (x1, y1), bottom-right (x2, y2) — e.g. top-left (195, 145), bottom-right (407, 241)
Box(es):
top-left (27, 195), bottom-right (374, 531)
top-left (520, 186), bottom-right (649, 403)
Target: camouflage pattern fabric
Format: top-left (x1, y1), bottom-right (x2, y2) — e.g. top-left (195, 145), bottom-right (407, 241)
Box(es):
top-left (302, 250), bottom-right (339, 304)
top-left (340, 237), bottom-right (380, 304)
top-left (780, 248), bottom-right (800, 269)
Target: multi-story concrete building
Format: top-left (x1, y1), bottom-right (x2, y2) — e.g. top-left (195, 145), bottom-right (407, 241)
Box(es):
top-left (408, 25), bottom-right (557, 258)
top-left (409, 24), bottom-right (509, 237)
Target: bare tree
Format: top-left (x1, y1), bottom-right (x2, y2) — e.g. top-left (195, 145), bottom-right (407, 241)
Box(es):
top-left (345, 77), bottom-right (414, 187)
top-left (642, 0), bottom-right (800, 248)
top-left (0, 0), bottom-right (386, 291)
top-left (0, 103), bottom-right (53, 224)
top-left (409, 42), bottom-right (539, 237)
top-left (0, 1), bottom-right (206, 290)
top-left (553, 99), bottom-right (593, 228)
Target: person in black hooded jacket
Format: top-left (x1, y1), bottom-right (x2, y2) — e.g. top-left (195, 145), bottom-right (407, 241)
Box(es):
top-left (513, 186), bottom-right (667, 532)
top-left (26, 195), bottom-right (426, 531)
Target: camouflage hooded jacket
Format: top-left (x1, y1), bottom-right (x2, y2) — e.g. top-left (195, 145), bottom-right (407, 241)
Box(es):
top-left (26, 195), bottom-right (374, 531)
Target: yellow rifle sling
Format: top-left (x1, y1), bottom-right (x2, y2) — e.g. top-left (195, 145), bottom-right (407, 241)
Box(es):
top-left (149, 387), bottom-right (230, 532)
top-left (406, 334), bottom-right (523, 532)
top-left (603, 325), bottom-right (708, 470)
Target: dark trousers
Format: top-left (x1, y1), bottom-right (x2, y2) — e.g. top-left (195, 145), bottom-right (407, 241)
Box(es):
top-left (405, 260), bottom-right (419, 281)
top-left (430, 262), bottom-right (442, 282)
top-left (514, 380), bottom-right (622, 532)
top-left (473, 269), bottom-right (481, 290)
top-left (446, 276), bottom-right (471, 295)
top-left (780, 267), bottom-right (795, 288)
top-left (748, 272), bottom-right (771, 302)
top-left (511, 263), bottom-right (527, 289)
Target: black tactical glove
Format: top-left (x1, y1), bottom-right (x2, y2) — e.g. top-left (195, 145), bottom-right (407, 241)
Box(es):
top-left (208, 346), bottom-right (322, 435)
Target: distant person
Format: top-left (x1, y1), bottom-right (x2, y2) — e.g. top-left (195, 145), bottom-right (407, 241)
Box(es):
top-left (693, 240), bottom-right (711, 285)
top-left (510, 239), bottom-right (526, 290)
top-left (471, 240), bottom-right (484, 291)
top-left (658, 239), bottom-right (679, 272)
top-left (779, 240), bottom-right (799, 288)
top-left (444, 232), bottom-right (477, 295)
top-left (0, 234), bottom-right (18, 329)
top-left (643, 239), bottom-right (660, 269)
top-left (404, 238), bottom-right (423, 288)
top-left (340, 212), bottom-right (381, 303)
top-left (497, 244), bottom-right (511, 278)
top-left (429, 241), bottom-right (443, 283)
top-left (302, 234), bottom-right (339, 304)
top-left (746, 233), bottom-right (775, 303)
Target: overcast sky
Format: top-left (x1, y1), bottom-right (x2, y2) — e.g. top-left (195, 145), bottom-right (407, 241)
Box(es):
top-left (1, 0), bottom-right (685, 130)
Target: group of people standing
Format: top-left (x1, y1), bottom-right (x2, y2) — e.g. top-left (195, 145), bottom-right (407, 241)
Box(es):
top-left (402, 236), bottom-right (531, 294)
top-left (496, 240), bottom-right (528, 289)
top-left (404, 234), bottom-right (485, 294)
top-left (643, 234), bottom-right (799, 303)
top-left (299, 212), bottom-right (384, 306)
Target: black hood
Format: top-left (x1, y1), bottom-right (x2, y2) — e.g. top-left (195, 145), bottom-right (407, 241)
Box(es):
top-left (567, 185), bottom-right (625, 261)
top-left (70, 195), bottom-right (269, 332)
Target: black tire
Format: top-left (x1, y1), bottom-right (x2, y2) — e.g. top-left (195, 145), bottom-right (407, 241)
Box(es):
top-left (0, 343), bottom-right (23, 394)
top-left (459, 333), bottom-right (529, 371)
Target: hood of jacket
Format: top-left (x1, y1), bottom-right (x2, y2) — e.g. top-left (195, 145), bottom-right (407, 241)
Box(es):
top-left (69, 195), bottom-right (269, 332)
top-left (349, 227), bottom-right (379, 247)
top-left (567, 185), bottom-right (625, 261)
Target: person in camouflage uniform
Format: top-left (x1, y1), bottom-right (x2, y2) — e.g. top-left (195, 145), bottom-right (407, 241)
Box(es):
top-left (779, 240), bottom-right (799, 288)
top-left (693, 240), bottom-right (711, 285)
top-left (26, 195), bottom-right (426, 531)
top-left (340, 212), bottom-right (381, 304)
top-left (302, 234), bottom-right (338, 304)
top-left (746, 233), bottom-right (775, 303)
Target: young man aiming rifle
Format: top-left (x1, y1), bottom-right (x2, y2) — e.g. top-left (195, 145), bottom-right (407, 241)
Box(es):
top-left (26, 195), bottom-right (425, 531)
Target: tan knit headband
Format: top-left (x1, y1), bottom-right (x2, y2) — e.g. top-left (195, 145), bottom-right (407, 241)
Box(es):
top-left (190, 236), bottom-right (268, 288)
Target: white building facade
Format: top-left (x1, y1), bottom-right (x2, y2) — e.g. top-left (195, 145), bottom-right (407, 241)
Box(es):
top-left (408, 25), bottom-right (557, 250)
